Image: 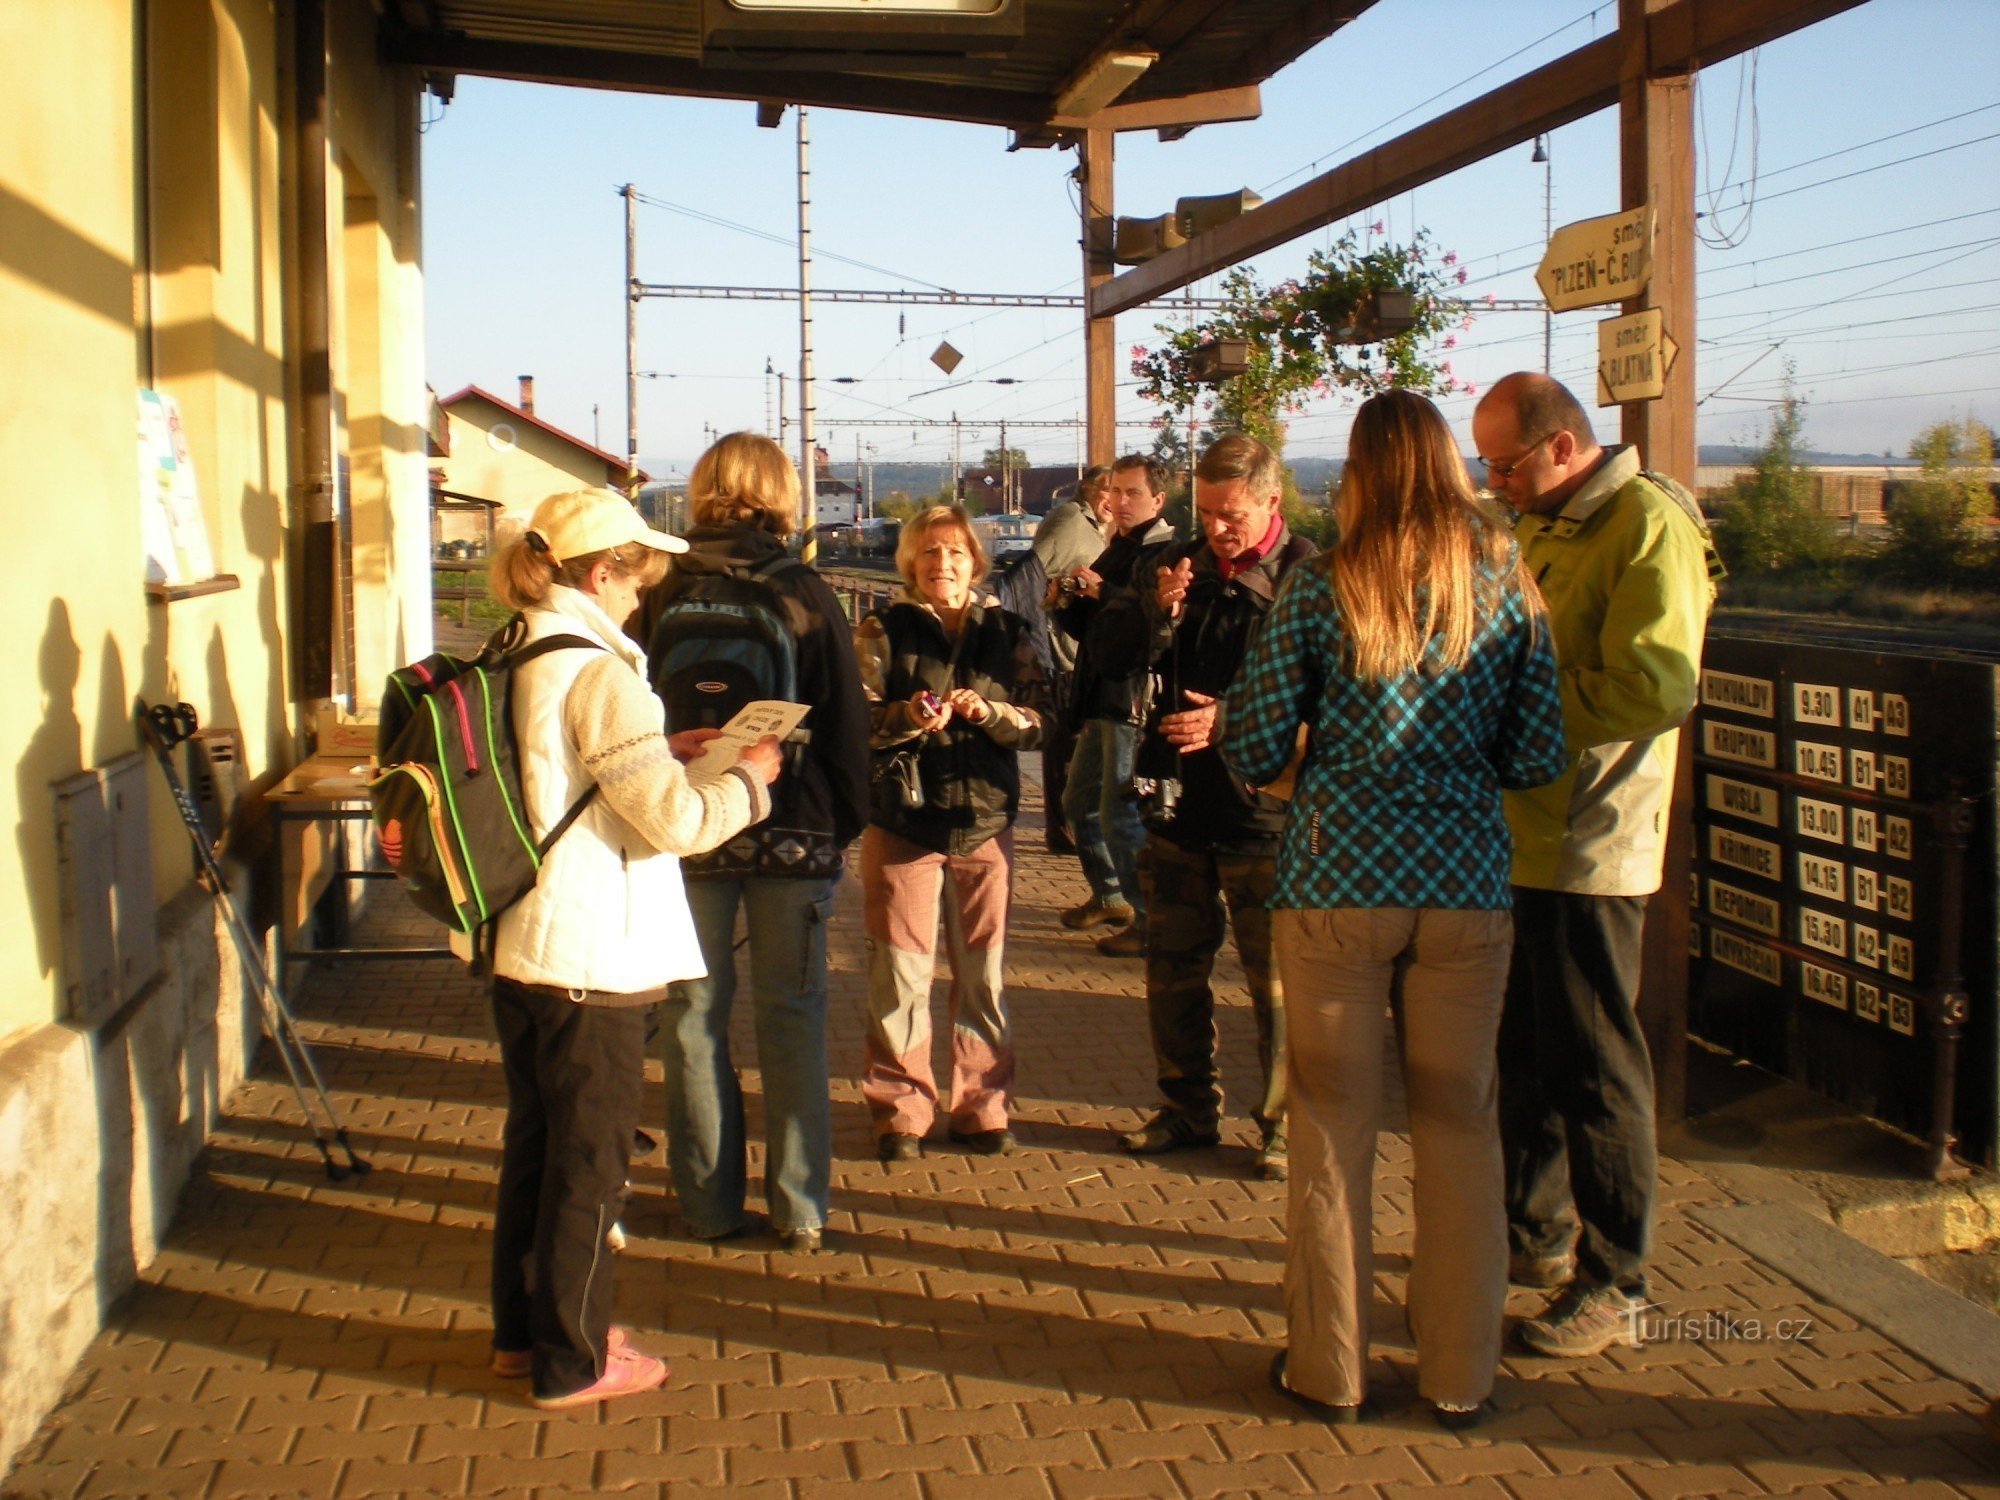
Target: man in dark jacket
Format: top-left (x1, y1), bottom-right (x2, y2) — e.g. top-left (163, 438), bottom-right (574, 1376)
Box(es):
top-left (1098, 434), bottom-right (1314, 1179)
top-left (1052, 455), bottom-right (1177, 954)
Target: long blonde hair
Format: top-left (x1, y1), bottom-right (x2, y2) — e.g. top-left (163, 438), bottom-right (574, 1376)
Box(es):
top-left (1327, 390), bottom-right (1516, 681)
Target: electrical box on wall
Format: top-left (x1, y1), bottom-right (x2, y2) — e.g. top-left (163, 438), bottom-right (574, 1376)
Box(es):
top-left (700, 0), bottom-right (1023, 62)
top-left (55, 752), bottom-right (160, 1027)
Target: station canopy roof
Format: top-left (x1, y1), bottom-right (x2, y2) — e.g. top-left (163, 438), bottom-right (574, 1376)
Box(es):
top-left (382, 0), bottom-right (1378, 138)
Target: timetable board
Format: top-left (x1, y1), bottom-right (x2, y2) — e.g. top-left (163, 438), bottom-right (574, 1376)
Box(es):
top-left (1689, 637), bottom-right (1997, 1166)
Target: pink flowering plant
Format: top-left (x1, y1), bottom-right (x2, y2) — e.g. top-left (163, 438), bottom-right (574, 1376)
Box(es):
top-left (1130, 230), bottom-right (1465, 446)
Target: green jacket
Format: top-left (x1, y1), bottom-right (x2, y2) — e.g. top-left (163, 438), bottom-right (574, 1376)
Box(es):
top-left (1503, 445), bottom-right (1716, 895)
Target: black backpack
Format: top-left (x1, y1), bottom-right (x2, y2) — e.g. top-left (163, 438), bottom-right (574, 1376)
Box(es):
top-left (369, 617), bottom-right (600, 960)
top-left (646, 553), bottom-right (811, 743)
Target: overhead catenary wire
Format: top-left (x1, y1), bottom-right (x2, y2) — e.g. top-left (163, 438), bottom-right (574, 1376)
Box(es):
top-left (1702, 383), bottom-right (2000, 409)
top-left (1699, 237), bottom-right (2000, 300)
top-left (1694, 49), bottom-right (1759, 249)
top-left (630, 187), bottom-right (960, 292)
top-left (1256, 2), bottom-right (1613, 196)
top-left (615, 84), bottom-right (1999, 468)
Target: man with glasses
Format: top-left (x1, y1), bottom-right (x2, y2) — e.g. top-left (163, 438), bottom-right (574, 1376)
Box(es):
top-left (1472, 372), bottom-right (1718, 1359)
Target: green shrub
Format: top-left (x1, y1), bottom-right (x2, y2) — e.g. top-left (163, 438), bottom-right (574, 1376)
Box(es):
top-left (1711, 378), bottom-right (1837, 576)
top-left (1882, 417), bottom-right (1995, 584)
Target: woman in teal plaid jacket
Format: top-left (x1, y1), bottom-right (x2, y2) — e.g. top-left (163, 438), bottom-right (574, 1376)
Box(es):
top-left (1221, 390), bottom-right (1567, 1430)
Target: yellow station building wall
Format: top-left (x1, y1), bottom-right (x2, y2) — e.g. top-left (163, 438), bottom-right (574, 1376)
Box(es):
top-left (0, 0), bottom-right (429, 1469)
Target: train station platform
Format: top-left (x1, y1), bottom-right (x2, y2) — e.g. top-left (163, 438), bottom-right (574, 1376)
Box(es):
top-left (5, 783), bottom-right (1998, 1498)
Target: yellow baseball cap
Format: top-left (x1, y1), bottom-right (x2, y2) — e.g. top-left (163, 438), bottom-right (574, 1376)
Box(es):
top-left (526, 489), bottom-right (688, 564)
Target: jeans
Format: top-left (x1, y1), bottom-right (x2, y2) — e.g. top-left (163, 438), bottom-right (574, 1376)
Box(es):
top-left (1061, 718), bottom-right (1145, 922)
top-left (1140, 838), bottom-right (1284, 1138)
top-left (661, 875), bottom-right (837, 1237)
top-left (1041, 702), bottom-right (1079, 853)
top-left (1277, 907), bottom-right (1513, 1410)
top-left (490, 979), bottom-right (645, 1401)
top-left (1497, 887), bottom-right (1655, 1294)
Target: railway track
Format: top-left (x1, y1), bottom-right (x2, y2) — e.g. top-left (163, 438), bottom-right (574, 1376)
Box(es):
top-left (1712, 610), bottom-right (2000, 662)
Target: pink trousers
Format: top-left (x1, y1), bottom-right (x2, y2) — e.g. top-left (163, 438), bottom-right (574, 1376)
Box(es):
top-left (859, 826), bottom-right (1016, 1137)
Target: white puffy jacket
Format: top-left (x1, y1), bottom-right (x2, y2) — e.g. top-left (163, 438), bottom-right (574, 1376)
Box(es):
top-left (490, 586), bottom-right (770, 994)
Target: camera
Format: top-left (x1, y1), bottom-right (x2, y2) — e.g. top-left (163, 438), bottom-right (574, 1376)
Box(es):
top-left (1126, 774), bottom-right (1182, 833)
top-left (1056, 573), bottom-right (1085, 599)
top-left (1126, 725), bottom-right (1184, 834)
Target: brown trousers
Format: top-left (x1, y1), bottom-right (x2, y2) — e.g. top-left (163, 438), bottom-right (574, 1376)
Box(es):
top-left (1276, 907), bottom-right (1513, 1409)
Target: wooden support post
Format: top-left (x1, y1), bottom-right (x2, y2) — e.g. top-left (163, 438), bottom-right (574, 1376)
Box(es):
top-left (1621, 0), bottom-right (1699, 1126)
top-left (1619, 0), bottom-right (1697, 480)
top-left (1080, 128), bottom-right (1116, 467)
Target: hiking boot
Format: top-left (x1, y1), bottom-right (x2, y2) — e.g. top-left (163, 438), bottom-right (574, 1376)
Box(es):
top-left (1096, 926), bottom-right (1146, 958)
top-left (948, 1127), bottom-right (1018, 1155)
top-left (531, 1345), bottom-right (668, 1409)
top-left (1508, 1250), bottom-right (1575, 1289)
top-left (1257, 1133), bottom-right (1289, 1182)
top-left (1515, 1282), bottom-right (1647, 1358)
top-left (493, 1326), bottom-right (629, 1380)
top-left (1118, 1111), bottom-right (1220, 1155)
top-left (688, 1211), bottom-right (765, 1242)
top-left (1060, 897), bottom-right (1134, 930)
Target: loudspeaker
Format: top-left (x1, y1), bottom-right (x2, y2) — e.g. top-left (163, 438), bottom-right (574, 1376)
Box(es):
top-left (1175, 188), bottom-right (1262, 238)
top-left (1113, 213), bottom-right (1185, 265)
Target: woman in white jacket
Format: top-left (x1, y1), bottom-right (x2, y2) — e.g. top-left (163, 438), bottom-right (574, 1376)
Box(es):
top-left (485, 489), bottom-right (781, 1410)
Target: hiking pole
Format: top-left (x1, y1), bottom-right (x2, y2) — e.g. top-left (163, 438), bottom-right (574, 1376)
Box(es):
top-left (138, 703), bottom-right (372, 1181)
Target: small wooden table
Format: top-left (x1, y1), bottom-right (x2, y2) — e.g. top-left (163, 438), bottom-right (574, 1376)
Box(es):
top-left (268, 756), bottom-right (455, 969)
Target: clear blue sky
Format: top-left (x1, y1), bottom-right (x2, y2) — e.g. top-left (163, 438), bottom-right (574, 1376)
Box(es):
top-left (421, 0), bottom-right (2000, 482)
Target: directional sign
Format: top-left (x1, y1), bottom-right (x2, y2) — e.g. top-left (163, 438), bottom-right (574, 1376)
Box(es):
top-left (1535, 204), bottom-right (1654, 313)
top-left (1596, 307), bottom-right (1679, 405)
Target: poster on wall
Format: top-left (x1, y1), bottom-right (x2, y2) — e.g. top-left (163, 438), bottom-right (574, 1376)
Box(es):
top-left (138, 389), bottom-right (216, 585)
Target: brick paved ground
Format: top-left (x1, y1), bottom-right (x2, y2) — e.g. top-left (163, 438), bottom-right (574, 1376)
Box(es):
top-left (6, 781), bottom-right (1997, 1498)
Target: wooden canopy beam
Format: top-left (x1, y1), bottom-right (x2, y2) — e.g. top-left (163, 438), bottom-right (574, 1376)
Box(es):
top-left (1012, 83), bottom-right (1261, 148)
top-left (1048, 83), bottom-right (1260, 133)
top-left (1089, 0), bottom-right (1868, 317)
top-left (378, 30), bottom-right (1049, 130)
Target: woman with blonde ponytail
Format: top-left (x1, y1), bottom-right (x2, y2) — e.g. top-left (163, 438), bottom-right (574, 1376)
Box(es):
top-left (482, 489), bottom-right (781, 1411)
top-left (1221, 389), bottom-right (1567, 1430)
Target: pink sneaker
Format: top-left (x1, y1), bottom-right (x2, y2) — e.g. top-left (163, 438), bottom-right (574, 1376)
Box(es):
top-left (532, 1345), bottom-right (668, 1410)
top-left (492, 1325), bottom-right (629, 1380)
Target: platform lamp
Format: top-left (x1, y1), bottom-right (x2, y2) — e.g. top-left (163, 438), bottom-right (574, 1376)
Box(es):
top-left (1531, 134), bottom-right (1552, 373)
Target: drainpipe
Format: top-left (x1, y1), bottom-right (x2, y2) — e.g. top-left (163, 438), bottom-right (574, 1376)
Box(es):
top-left (293, 0), bottom-right (336, 706)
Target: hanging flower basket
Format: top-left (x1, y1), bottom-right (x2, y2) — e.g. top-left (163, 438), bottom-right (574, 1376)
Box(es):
top-left (1189, 338), bottom-right (1253, 383)
top-left (1128, 230), bottom-right (1469, 448)
top-left (1331, 287), bottom-right (1422, 344)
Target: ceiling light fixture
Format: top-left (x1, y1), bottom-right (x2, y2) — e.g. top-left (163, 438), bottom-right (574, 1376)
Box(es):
top-left (1053, 49), bottom-right (1155, 118)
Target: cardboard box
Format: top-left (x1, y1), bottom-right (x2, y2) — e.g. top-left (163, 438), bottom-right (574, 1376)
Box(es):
top-left (316, 705), bottom-right (380, 762)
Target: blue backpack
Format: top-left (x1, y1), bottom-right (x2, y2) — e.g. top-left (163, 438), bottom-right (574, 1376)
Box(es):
top-left (646, 553), bottom-right (808, 738)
